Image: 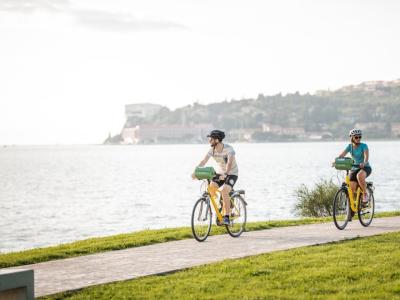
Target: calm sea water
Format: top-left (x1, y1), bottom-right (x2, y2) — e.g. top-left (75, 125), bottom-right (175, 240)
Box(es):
top-left (1, 141), bottom-right (399, 253)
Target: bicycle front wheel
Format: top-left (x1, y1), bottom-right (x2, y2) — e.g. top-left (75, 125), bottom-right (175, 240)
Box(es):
top-left (333, 188), bottom-right (350, 230)
top-left (358, 187), bottom-right (375, 227)
top-left (191, 197), bottom-right (212, 242)
top-left (226, 195), bottom-right (247, 237)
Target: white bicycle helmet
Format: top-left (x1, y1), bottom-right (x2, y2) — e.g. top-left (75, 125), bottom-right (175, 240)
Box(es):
top-left (349, 128), bottom-right (362, 137)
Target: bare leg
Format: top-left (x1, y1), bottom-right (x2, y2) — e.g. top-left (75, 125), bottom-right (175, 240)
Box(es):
top-left (221, 184), bottom-right (232, 216)
top-left (209, 182), bottom-right (219, 199)
top-left (357, 170), bottom-right (368, 201)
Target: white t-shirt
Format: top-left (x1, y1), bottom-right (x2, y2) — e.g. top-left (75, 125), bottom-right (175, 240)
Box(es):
top-left (207, 144), bottom-right (238, 176)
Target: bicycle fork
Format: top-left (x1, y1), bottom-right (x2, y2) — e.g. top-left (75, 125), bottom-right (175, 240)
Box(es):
top-left (197, 194), bottom-right (222, 223)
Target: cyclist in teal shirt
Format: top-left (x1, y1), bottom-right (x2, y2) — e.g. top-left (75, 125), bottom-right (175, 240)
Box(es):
top-left (336, 128), bottom-right (372, 203)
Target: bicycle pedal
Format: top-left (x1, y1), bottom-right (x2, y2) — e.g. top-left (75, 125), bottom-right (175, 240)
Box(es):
top-left (361, 201), bottom-right (370, 208)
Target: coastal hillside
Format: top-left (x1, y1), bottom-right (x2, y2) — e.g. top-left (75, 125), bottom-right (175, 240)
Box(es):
top-left (106, 79), bottom-right (400, 144)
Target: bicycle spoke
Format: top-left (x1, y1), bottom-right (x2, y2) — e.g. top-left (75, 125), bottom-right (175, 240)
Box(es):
top-left (191, 198), bottom-right (212, 242)
top-left (197, 201), bottom-right (204, 221)
top-left (358, 189), bottom-right (375, 227)
top-left (226, 195), bottom-right (246, 237)
top-left (333, 189), bottom-right (350, 230)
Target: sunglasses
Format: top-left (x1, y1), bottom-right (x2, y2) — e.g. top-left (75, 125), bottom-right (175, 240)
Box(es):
top-left (353, 136), bottom-right (362, 139)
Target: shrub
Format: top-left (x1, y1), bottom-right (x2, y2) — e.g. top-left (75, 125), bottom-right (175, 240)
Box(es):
top-left (294, 179), bottom-right (338, 217)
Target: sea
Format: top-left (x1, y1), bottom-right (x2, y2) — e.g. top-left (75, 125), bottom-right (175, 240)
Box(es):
top-left (1, 141), bottom-right (399, 253)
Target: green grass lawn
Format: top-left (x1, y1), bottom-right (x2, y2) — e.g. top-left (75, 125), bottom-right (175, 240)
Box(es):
top-left (41, 231), bottom-right (400, 300)
top-left (1, 211), bottom-right (399, 268)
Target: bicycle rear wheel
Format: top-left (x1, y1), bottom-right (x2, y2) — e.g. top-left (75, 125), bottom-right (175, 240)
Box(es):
top-left (358, 187), bottom-right (375, 227)
top-left (333, 188), bottom-right (350, 230)
top-left (226, 195), bottom-right (247, 237)
top-left (191, 197), bottom-right (212, 242)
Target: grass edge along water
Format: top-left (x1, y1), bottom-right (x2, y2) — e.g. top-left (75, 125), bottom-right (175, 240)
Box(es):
top-left (1, 211), bottom-right (399, 268)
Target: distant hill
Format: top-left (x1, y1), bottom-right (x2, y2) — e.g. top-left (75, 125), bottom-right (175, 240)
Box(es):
top-left (107, 79), bottom-right (400, 143)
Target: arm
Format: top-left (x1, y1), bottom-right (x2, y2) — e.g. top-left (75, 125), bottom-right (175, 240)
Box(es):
top-left (332, 148), bottom-right (349, 167)
top-left (338, 149), bottom-right (348, 158)
top-left (360, 149), bottom-right (369, 169)
top-left (225, 154), bottom-right (235, 175)
top-left (197, 154), bottom-right (210, 167)
top-left (191, 154), bottom-right (210, 179)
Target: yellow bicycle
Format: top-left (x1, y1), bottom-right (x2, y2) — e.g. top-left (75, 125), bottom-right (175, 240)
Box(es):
top-left (333, 157), bottom-right (375, 230)
top-left (191, 167), bottom-right (247, 242)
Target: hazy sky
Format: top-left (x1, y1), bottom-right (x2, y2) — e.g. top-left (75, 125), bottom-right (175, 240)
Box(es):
top-left (1, 0), bottom-right (399, 144)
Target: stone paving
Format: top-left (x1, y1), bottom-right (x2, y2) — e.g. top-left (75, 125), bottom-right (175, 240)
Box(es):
top-left (4, 216), bottom-right (400, 297)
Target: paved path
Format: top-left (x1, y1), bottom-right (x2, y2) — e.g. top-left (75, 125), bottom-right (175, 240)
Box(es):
top-left (5, 216), bottom-right (400, 297)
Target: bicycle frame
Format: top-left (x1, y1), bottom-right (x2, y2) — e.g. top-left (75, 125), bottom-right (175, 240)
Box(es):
top-left (192, 179), bottom-right (247, 241)
top-left (204, 183), bottom-right (245, 223)
top-left (345, 170), bottom-right (363, 212)
top-left (207, 186), bottom-right (224, 223)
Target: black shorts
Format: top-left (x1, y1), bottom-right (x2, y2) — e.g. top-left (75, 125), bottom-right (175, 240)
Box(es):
top-left (211, 174), bottom-right (238, 188)
top-left (350, 167), bottom-right (372, 182)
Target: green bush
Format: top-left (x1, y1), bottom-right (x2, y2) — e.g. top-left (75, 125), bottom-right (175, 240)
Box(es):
top-left (294, 179), bottom-right (338, 217)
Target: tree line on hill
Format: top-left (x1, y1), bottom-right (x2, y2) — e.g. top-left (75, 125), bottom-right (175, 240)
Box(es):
top-left (105, 80), bottom-right (400, 143)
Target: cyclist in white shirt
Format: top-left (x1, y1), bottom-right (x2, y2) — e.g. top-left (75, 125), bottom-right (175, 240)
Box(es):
top-left (192, 130), bottom-right (238, 225)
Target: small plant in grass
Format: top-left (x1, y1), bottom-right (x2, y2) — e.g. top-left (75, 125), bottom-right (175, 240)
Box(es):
top-left (294, 178), bottom-right (338, 217)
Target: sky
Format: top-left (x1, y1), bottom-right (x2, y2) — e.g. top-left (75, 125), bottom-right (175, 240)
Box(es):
top-left (0, 0), bottom-right (399, 145)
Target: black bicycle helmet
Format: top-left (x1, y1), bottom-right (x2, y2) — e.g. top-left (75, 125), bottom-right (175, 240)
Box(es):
top-left (207, 130), bottom-right (225, 141)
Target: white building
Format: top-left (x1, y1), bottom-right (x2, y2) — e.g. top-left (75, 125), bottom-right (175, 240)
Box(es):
top-left (262, 123), bottom-right (305, 136)
top-left (125, 103), bottom-right (164, 119)
top-left (121, 124), bottom-right (213, 144)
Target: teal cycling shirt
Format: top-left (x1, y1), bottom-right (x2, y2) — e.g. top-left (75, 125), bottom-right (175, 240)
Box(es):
top-left (344, 143), bottom-right (371, 170)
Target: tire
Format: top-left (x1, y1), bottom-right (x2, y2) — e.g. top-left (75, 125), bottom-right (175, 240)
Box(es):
top-left (191, 197), bottom-right (212, 242)
top-left (226, 195), bottom-right (247, 237)
top-left (333, 188), bottom-right (350, 230)
top-left (358, 187), bottom-right (375, 227)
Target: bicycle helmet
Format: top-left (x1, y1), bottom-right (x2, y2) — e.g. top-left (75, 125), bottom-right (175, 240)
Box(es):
top-left (207, 130), bottom-right (225, 141)
top-left (349, 128), bottom-right (362, 137)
